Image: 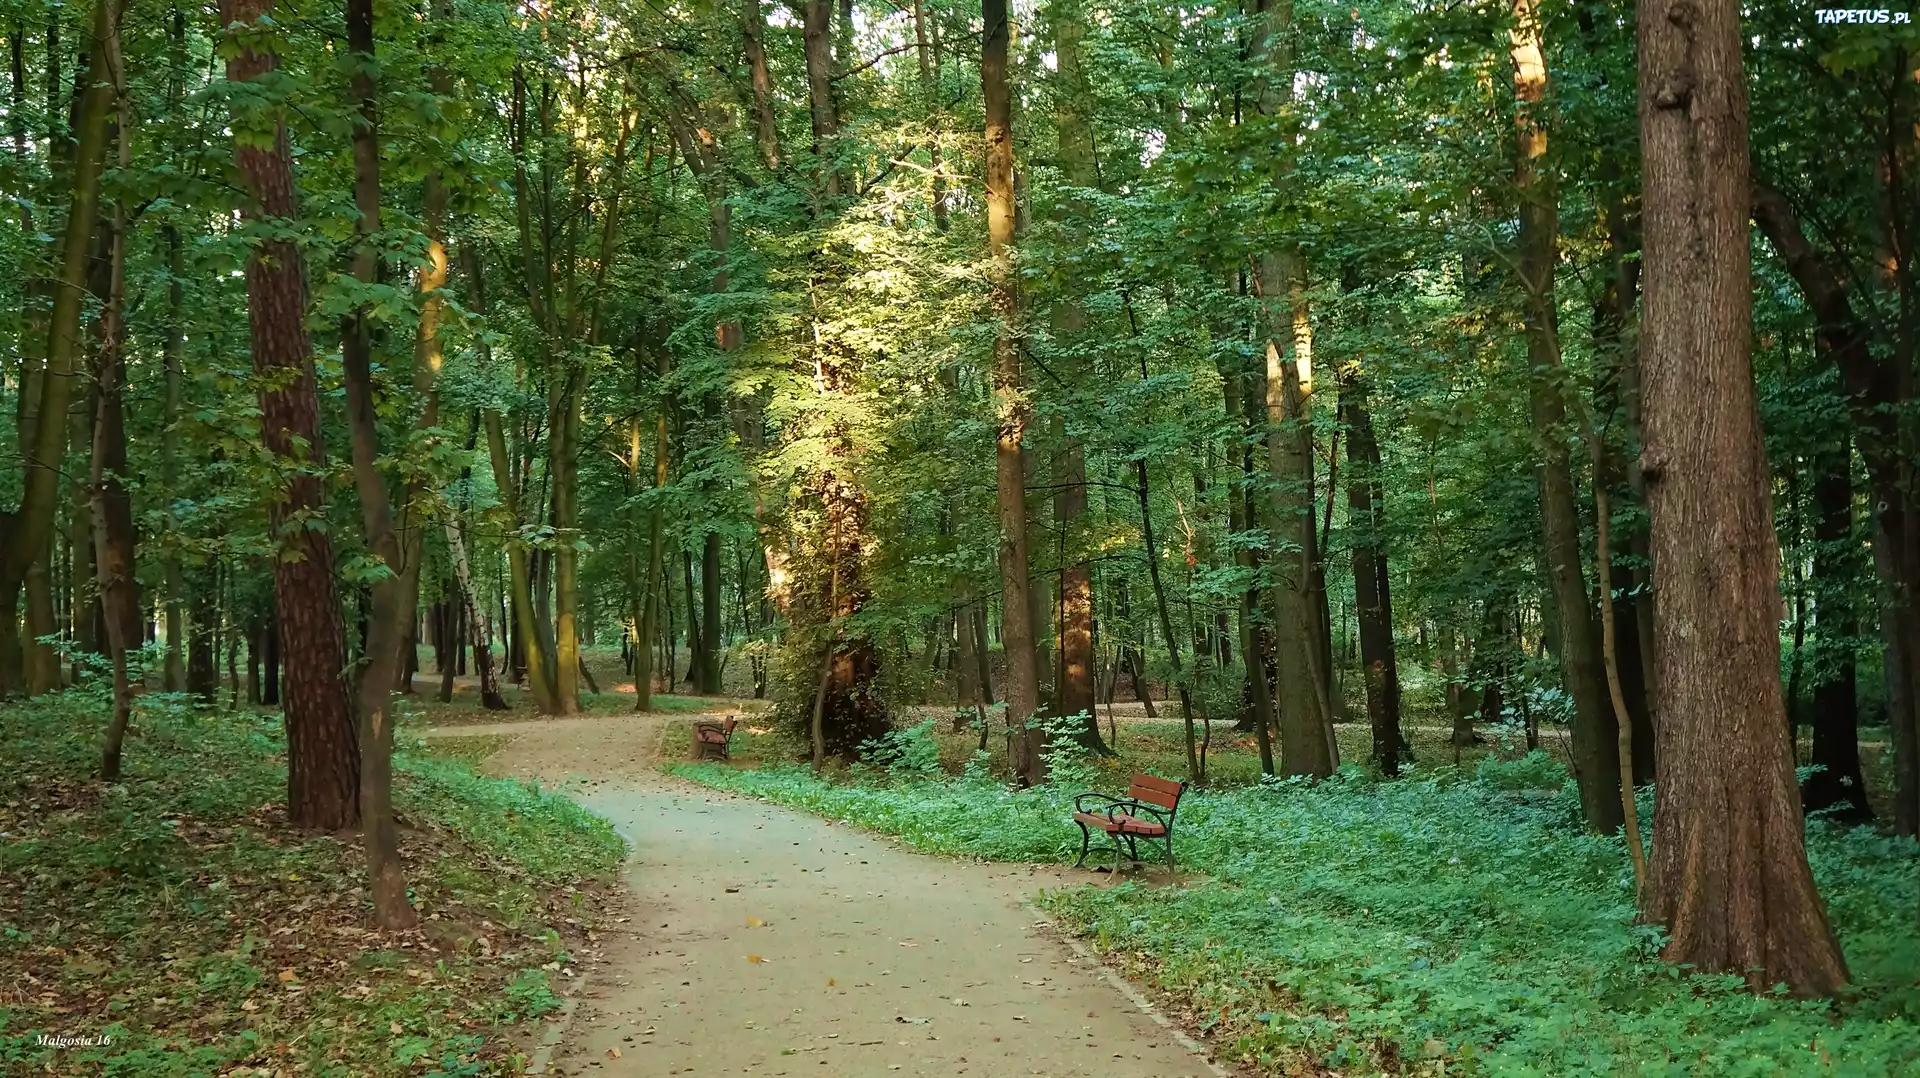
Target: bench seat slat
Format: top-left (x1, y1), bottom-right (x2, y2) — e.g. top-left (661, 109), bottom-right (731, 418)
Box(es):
top-left (1127, 784), bottom-right (1181, 809)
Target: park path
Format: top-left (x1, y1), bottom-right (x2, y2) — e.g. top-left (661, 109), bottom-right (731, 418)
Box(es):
top-left (421, 711), bottom-right (1226, 1078)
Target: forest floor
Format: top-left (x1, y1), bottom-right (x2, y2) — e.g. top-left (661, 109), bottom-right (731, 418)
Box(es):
top-left (417, 702), bottom-right (1231, 1078)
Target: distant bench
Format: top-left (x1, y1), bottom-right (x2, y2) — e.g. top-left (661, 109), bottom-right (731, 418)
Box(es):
top-left (692, 716), bottom-right (737, 761)
top-left (1071, 772), bottom-right (1186, 872)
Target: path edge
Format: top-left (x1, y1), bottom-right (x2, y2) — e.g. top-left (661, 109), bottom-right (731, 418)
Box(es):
top-left (523, 970), bottom-right (588, 1074)
top-left (1021, 900), bottom-right (1231, 1078)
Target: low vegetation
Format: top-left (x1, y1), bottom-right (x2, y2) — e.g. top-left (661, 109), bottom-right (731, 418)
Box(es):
top-left (676, 731), bottom-right (1920, 1076)
top-left (0, 693), bottom-right (625, 1077)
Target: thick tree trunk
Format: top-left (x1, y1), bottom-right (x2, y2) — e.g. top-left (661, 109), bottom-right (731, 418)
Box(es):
top-left (1259, 265), bottom-right (1335, 778)
top-left (982, 0), bottom-right (1042, 784)
top-left (802, 0), bottom-right (840, 197)
top-left (1048, 0), bottom-right (1102, 752)
top-left (1252, 0), bottom-right (1334, 778)
top-left (222, 0), bottom-right (358, 830)
top-left (1637, 0), bottom-right (1847, 993)
top-left (1512, 0), bottom-right (1622, 832)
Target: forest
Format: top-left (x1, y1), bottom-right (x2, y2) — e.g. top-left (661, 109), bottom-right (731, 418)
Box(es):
top-left (2, 0), bottom-right (1919, 1073)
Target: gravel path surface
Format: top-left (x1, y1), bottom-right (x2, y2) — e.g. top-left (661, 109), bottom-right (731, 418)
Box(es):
top-left (425, 711), bottom-right (1225, 1078)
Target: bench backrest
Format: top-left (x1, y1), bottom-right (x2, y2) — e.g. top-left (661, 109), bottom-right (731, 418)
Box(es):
top-left (1127, 773), bottom-right (1185, 813)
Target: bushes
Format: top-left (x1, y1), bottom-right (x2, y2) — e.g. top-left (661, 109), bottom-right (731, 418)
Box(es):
top-left (674, 759), bottom-right (1920, 1075)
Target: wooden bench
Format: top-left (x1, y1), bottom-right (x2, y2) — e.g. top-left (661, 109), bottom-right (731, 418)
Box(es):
top-left (692, 716), bottom-right (737, 761)
top-left (1072, 773), bottom-right (1186, 872)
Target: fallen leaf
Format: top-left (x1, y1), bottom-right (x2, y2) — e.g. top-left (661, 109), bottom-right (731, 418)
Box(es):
top-left (390, 1021), bottom-right (403, 1034)
top-left (277, 969), bottom-right (298, 983)
top-left (827, 978), bottom-right (837, 987)
top-left (746, 917), bottom-right (764, 928)
top-left (747, 955), bottom-right (764, 964)
top-left (240, 1000), bottom-right (258, 1012)
top-left (607, 1048), bottom-right (622, 1059)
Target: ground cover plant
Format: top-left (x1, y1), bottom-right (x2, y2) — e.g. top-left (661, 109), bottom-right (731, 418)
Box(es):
top-left (674, 749), bottom-right (1920, 1076)
top-left (0, 692), bottom-right (625, 1077)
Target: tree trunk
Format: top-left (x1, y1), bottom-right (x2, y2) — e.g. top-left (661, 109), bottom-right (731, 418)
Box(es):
top-left (221, 0), bottom-right (358, 830)
top-left (1751, 186), bottom-right (1919, 836)
top-left (1225, 359), bottom-right (1278, 775)
top-left (1341, 364), bottom-right (1403, 777)
top-left (802, 0), bottom-right (840, 197)
top-left (444, 517), bottom-right (507, 710)
top-left (340, 0), bottom-right (415, 929)
top-left (1512, 0), bottom-right (1622, 832)
top-left (982, 0), bottom-right (1043, 783)
top-left (1138, 460), bottom-right (1202, 783)
top-left (1802, 441), bottom-right (1870, 820)
top-left (701, 531), bottom-right (723, 693)
top-left (742, 0), bottom-right (781, 170)
top-left (1636, 0), bottom-right (1846, 993)
top-left (635, 398), bottom-right (668, 711)
top-left (92, 53), bottom-right (134, 779)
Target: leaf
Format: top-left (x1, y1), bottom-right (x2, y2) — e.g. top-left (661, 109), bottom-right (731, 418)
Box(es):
top-left (277, 968), bottom-right (298, 983)
top-left (746, 917), bottom-right (764, 927)
top-left (747, 954), bottom-right (764, 963)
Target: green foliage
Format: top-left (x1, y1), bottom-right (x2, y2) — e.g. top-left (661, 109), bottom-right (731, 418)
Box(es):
top-left (857, 719), bottom-right (945, 780)
top-left (0, 694), bottom-right (623, 1077)
top-left (675, 763), bottom-right (1920, 1075)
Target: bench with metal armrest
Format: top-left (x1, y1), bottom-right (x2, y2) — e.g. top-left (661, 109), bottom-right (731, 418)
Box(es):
top-left (1071, 772), bottom-right (1185, 872)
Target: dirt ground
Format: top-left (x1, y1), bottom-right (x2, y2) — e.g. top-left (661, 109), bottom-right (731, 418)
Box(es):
top-left (420, 708), bottom-right (1228, 1078)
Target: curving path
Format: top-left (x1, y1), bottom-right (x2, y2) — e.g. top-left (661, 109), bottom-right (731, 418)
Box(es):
top-left (424, 711), bottom-right (1228, 1078)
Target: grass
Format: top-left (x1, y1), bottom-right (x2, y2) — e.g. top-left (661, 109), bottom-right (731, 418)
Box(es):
top-left (0, 689), bottom-right (626, 1077)
top-left (672, 739), bottom-right (1920, 1076)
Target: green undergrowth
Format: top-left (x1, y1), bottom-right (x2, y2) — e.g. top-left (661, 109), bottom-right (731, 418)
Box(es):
top-left (1, 691), bottom-right (626, 1077)
top-left (674, 753), bottom-right (1920, 1076)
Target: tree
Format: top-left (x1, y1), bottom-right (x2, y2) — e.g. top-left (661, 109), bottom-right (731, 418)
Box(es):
top-left (219, 0), bottom-right (359, 830)
top-left (982, 0), bottom-right (1043, 785)
top-left (1636, 0), bottom-right (1846, 995)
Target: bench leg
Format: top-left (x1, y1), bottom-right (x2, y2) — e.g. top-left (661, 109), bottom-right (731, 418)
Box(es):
top-left (1074, 821), bottom-right (1092, 868)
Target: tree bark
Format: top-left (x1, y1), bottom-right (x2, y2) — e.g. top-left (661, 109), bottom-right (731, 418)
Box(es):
top-left (1047, 0), bottom-right (1102, 752)
top-left (1, 0), bottom-right (116, 695)
top-left (1225, 357), bottom-right (1278, 775)
top-left (983, 0), bottom-right (1043, 784)
top-left (1802, 441), bottom-right (1870, 821)
top-left (1340, 364), bottom-right (1402, 776)
top-left (339, 0), bottom-right (415, 929)
top-left (1251, 0), bottom-right (1335, 778)
top-left (742, 0), bottom-right (781, 170)
top-left (802, 0), bottom-right (841, 197)
top-left (92, 42), bottom-right (134, 780)
top-left (1512, 0), bottom-right (1622, 832)
top-left (221, 0), bottom-right (358, 830)
top-left (1636, 0), bottom-right (1846, 993)
top-left (1751, 186), bottom-right (1918, 835)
